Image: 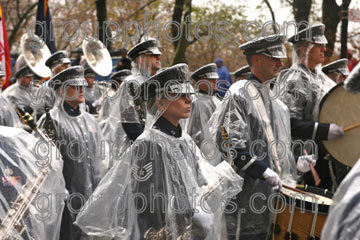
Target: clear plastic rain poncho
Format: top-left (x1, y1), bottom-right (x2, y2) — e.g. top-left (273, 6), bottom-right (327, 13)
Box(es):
top-left (97, 84), bottom-right (118, 124)
top-left (84, 82), bottom-right (103, 103)
top-left (36, 80), bottom-right (109, 239)
top-left (0, 126), bottom-right (65, 239)
top-left (275, 42), bottom-right (336, 121)
top-left (2, 81), bottom-right (36, 114)
top-left (32, 80), bottom-right (56, 119)
top-left (208, 78), bottom-right (298, 236)
top-left (0, 93), bottom-right (22, 127)
top-left (37, 83), bottom-right (109, 197)
top-left (100, 56), bottom-right (155, 166)
top-left (75, 64), bottom-right (244, 240)
top-left (321, 158), bottom-right (360, 240)
top-left (184, 91), bottom-right (220, 148)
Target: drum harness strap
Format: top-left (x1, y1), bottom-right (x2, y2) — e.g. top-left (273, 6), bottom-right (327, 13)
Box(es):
top-left (246, 83), bottom-right (282, 174)
top-left (286, 200), bottom-right (296, 236)
top-left (284, 193), bottom-right (320, 239)
top-left (326, 154), bottom-right (338, 192)
top-left (309, 203), bottom-right (319, 239)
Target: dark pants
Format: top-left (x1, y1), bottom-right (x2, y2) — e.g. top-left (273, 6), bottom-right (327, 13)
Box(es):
top-left (59, 206), bottom-right (84, 240)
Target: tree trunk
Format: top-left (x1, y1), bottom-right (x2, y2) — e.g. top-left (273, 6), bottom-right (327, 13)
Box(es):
top-left (95, 0), bottom-right (111, 50)
top-left (340, 0), bottom-right (351, 58)
top-left (322, 0), bottom-right (341, 59)
top-left (172, 0), bottom-right (191, 65)
top-left (171, 0), bottom-right (185, 49)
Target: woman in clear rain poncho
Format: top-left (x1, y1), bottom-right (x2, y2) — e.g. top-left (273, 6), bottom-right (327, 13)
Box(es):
top-left (0, 126), bottom-right (65, 239)
top-left (75, 63), bottom-right (243, 240)
top-left (274, 24), bottom-right (344, 189)
top-left (184, 63), bottom-right (221, 148)
top-left (36, 66), bottom-right (108, 240)
top-left (208, 35), bottom-right (301, 239)
top-left (321, 63), bottom-right (360, 239)
top-left (0, 69), bottom-right (22, 127)
top-left (101, 39), bottom-right (162, 166)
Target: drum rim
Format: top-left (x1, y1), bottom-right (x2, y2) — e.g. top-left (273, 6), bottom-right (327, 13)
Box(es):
top-left (318, 82), bottom-right (344, 114)
top-left (318, 82), bottom-right (347, 166)
top-left (280, 185), bottom-right (333, 213)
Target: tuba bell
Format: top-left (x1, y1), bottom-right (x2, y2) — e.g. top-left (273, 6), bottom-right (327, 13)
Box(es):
top-left (82, 38), bottom-right (113, 77)
top-left (20, 33), bottom-right (52, 78)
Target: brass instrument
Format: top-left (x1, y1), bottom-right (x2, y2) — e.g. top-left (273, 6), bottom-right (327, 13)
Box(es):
top-left (129, 82), bottom-right (146, 127)
top-left (0, 108), bottom-right (54, 239)
top-left (221, 125), bottom-right (234, 167)
top-left (82, 38), bottom-right (113, 77)
top-left (144, 225), bottom-right (192, 240)
top-left (20, 33), bottom-right (52, 78)
top-left (43, 108), bottom-right (57, 143)
top-left (144, 175), bottom-right (226, 240)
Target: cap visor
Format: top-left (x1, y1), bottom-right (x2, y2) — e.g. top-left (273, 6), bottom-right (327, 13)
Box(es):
top-left (313, 35), bottom-right (328, 44)
top-left (66, 79), bottom-right (88, 87)
top-left (148, 47), bottom-right (162, 56)
top-left (169, 82), bottom-right (195, 94)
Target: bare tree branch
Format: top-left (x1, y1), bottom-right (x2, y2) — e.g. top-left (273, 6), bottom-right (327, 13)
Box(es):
top-left (188, 31), bottom-right (209, 45)
top-left (348, 32), bottom-right (360, 38)
top-left (8, 2), bottom-right (37, 50)
top-left (263, 0), bottom-right (277, 33)
top-left (127, 0), bottom-right (157, 19)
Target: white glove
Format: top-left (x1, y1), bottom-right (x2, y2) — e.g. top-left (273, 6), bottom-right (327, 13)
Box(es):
top-left (91, 98), bottom-right (103, 108)
top-left (262, 168), bottom-right (282, 188)
top-left (192, 205), bottom-right (214, 236)
top-left (297, 154), bottom-right (316, 173)
top-left (327, 123), bottom-right (344, 140)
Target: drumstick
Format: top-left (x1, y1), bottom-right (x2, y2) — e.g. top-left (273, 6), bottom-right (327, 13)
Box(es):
top-left (304, 150), bottom-right (321, 187)
top-left (344, 122), bottom-right (360, 132)
top-left (282, 184), bottom-right (307, 195)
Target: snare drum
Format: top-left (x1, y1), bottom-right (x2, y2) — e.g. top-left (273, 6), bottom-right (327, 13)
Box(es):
top-left (272, 185), bottom-right (333, 240)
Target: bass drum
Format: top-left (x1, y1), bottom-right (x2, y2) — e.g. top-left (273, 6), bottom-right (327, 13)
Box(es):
top-left (318, 82), bottom-right (360, 168)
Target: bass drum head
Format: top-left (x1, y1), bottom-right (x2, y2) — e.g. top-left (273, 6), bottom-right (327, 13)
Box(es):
top-left (319, 82), bottom-right (360, 167)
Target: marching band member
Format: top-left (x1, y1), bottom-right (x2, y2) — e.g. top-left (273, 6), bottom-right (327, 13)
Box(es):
top-left (102, 39), bottom-right (162, 162)
top-left (185, 63), bottom-right (220, 148)
top-left (209, 35), bottom-right (310, 239)
top-left (80, 58), bottom-right (103, 114)
top-left (322, 58), bottom-right (349, 84)
top-left (276, 24), bottom-right (344, 189)
top-left (36, 66), bottom-right (108, 239)
top-left (231, 65), bottom-right (251, 82)
top-left (97, 69), bottom-right (131, 124)
top-left (33, 50), bottom-right (71, 119)
top-left (0, 125), bottom-right (65, 239)
top-left (0, 68), bottom-right (22, 127)
top-left (3, 54), bottom-right (36, 115)
top-left (75, 64), bottom-right (243, 239)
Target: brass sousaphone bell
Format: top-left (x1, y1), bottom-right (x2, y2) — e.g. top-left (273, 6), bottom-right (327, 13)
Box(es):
top-left (20, 33), bottom-right (52, 78)
top-left (82, 38), bottom-right (113, 77)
